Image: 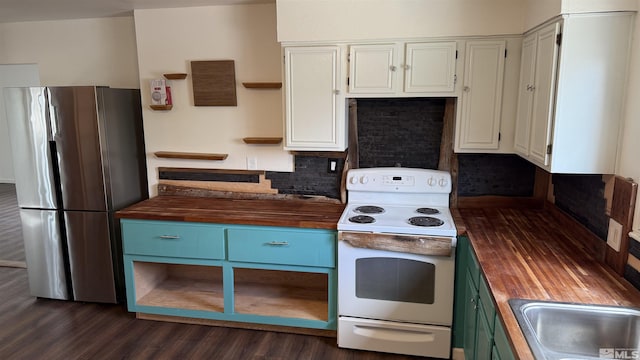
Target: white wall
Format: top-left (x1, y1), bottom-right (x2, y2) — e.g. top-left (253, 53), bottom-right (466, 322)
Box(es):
top-left (134, 4), bottom-right (291, 196)
top-left (619, 0), bottom-right (640, 233)
top-left (276, 0), bottom-right (525, 43)
top-left (0, 17), bottom-right (139, 88)
top-left (522, 0), bottom-right (637, 31)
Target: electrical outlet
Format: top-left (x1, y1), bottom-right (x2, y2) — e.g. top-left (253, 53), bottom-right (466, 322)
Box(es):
top-left (247, 156), bottom-right (258, 170)
top-left (607, 218), bottom-right (623, 252)
top-left (328, 159), bottom-right (338, 173)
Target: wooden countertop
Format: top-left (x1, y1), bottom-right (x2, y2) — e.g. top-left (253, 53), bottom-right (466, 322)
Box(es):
top-left (458, 205), bottom-right (640, 360)
top-left (116, 196), bottom-right (345, 230)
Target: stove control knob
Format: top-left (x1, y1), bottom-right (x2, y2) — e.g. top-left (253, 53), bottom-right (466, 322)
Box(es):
top-left (438, 178), bottom-right (448, 187)
top-left (349, 176), bottom-right (358, 185)
top-left (427, 177), bottom-right (436, 186)
top-left (360, 176), bottom-right (369, 184)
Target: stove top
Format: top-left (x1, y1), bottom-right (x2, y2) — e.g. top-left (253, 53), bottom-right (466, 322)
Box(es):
top-left (338, 203), bottom-right (456, 237)
top-left (337, 167), bottom-right (457, 239)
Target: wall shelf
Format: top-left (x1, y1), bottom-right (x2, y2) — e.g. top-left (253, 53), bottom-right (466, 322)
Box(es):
top-left (150, 105), bottom-right (173, 111)
top-left (242, 82), bottom-right (282, 89)
top-left (164, 73), bottom-right (188, 80)
top-left (154, 151), bottom-right (228, 161)
top-left (242, 137), bottom-right (283, 145)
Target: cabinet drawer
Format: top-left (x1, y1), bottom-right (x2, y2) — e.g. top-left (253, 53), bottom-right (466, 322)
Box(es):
top-left (227, 227), bottom-right (335, 267)
top-left (479, 276), bottom-right (496, 332)
top-left (122, 220), bottom-right (225, 260)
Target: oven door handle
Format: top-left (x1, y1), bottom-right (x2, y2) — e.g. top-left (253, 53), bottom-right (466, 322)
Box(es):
top-left (353, 325), bottom-right (437, 343)
top-left (265, 241), bottom-right (289, 246)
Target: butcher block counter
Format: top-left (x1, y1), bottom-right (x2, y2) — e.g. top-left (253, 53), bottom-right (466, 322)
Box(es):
top-left (457, 205), bottom-right (640, 360)
top-left (115, 195), bottom-right (345, 229)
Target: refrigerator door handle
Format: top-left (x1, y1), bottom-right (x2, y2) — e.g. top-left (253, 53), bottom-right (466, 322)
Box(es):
top-left (46, 88), bottom-right (59, 140)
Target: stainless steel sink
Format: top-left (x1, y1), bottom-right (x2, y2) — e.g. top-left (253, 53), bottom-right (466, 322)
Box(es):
top-left (509, 299), bottom-right (640, 360)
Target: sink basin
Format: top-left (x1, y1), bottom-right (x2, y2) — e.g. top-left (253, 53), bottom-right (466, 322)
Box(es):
top-left (509, 299), bottom-right (640, 360)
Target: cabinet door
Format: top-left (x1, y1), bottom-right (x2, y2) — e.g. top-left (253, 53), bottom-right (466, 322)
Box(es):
top-left (348, 44), bottom-right (398, 94)
top-left (404, 42), bottom-right (457, 93)
top-left (475, 305), bottom-right (494, 360)
top-left (528, 22), bottom-right (561, 166)
top-left (457, 40), bottom-right (506, 150)
top-left (284, 46), bottom-right (346, 150)
top-left (513, 33), bottom-right (537, 156)
top-left (463, 274), bottom-right (478, 360)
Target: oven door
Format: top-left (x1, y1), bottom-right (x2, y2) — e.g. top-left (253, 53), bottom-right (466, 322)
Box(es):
top-left (338, 240), bottom-right (455, 326)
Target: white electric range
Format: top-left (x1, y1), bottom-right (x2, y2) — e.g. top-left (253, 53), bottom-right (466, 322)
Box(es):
top-left (337, 167), bottom-right (457, 359)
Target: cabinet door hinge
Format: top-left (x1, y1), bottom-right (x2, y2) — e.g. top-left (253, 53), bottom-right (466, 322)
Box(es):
top-left (546, 144), bottom-right (553, 154)
top-left (505, 49), bottom-right (507, 58)
top-left (347, 53), bottom-right (350, 62)
top-left (455, 50), bottom-right (459, 59)
top-left (347, 77), bottom-right (350, 86)
top-left (556, 33), bottom-right (562, 46)
top-left (498, 132), bottom-right (501, 141)
top-left (454, 74), bottom-right (457, 84)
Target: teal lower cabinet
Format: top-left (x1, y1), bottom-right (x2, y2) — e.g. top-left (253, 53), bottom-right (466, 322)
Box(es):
top-left (455, 236), bottom-right (515, 360)
top-left (121, 219), bottom-right (337, 331)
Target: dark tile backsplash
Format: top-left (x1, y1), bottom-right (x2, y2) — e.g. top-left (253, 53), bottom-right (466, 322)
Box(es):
top-left (357, 98), bottom-right (445, 169)
top-left (266, 156), bottom-right (345, 199)
top-left (457, 154), bottom-right (536, 196)
top-left (552, 174), bottom-right (609, 240)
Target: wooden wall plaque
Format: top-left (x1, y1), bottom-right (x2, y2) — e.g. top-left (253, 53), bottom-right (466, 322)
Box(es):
top-left (191, 60), bottom-right (237, 106)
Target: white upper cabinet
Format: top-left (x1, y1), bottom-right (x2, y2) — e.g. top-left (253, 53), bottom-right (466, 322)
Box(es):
top-left (455, 40), bottom-right (506, 151)
top-left (514, 12), bottom-right (634, 173)
top-left (348, 41), bottom-right (458, 97)
top-left (404, 42), bottom-right (457, 93)
top-left (348, 44), bottom-right (398, 94)
top-left (283, 46), bottom-right (347, 151)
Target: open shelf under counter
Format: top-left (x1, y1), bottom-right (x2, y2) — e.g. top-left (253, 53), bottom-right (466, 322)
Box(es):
top-left (133, 262), bottom-right (224, 312)
top-left (233, 268), bottom-right (329, 321)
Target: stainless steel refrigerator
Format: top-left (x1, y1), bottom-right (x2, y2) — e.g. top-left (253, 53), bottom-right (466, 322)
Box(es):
top-left (4, 86), bottom-right (148, 303)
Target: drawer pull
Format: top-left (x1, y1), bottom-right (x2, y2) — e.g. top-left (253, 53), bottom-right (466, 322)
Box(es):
top-left (158, 235), bottom-right (181, 240)
top-left (266, 241), bottom-right (289, 246)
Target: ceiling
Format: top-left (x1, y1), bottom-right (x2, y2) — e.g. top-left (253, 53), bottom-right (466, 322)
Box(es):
top-left (0, 0), bottom-right (274, 24)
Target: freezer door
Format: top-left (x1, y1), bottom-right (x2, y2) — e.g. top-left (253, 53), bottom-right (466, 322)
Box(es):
top-left (65, 211), bottom-right (117, 303)
top-left (20, 208), bottom-right (70, 300)
top-left (4, 87), bottom-right (58, 209)
top-left (48, 87), bottom-right (108, 211)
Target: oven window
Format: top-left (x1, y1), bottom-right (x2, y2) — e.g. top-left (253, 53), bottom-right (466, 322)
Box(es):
top-left (355, 257), bottom-right (435, 304)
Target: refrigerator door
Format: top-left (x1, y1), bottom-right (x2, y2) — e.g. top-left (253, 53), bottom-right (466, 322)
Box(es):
top-left (96, 88), bottom-right (148, 210)
top-left (48, 86), bottom-right (108, 212)
top-left (4, 87), bottom-right (58, 209)
top-left (20, 208), bottom-right (70, 300)
top-left (65, 210), bottom-right (117, 303)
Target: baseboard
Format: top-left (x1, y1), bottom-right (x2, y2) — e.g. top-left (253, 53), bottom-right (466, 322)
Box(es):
top-left (452, 347), bottom-right (464, 360)
top-left (0, 179), bottom-right (16, 184)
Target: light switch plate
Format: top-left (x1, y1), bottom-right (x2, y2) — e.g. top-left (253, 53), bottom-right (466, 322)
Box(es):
top-left (607, 218), bottom-right (623, 252)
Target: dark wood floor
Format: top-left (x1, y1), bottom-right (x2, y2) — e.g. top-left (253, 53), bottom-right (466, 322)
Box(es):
top-left (0, 183), bottom-right (25, 263)
top-left (0, 267), bottom-right (427, 360)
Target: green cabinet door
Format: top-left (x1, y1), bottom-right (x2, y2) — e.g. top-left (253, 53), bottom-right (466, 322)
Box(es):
top-left (463, 272), bottom-right (479, 360)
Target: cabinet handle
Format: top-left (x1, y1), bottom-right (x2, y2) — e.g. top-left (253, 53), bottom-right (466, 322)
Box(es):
top-left (333, 89), bottom-right (340, 95)
top-left (159, 235), bottom-right (180, 239)
top-left (389, 65), bottom-right (397, 71)
top-left (463, 86), bottom-right (470, 92)
top-left (403, 64), bottom-right (410, 70)
top-left (527, 84), bottom-right (536, 91)
top-left (266, 241), bottom-right (289, 246)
